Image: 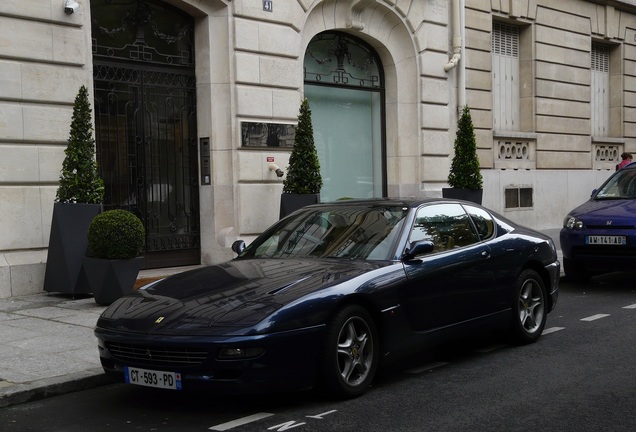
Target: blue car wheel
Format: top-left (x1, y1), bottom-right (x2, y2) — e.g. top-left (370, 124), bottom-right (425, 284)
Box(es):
top-left (563, 258), bottom-right (592, 283)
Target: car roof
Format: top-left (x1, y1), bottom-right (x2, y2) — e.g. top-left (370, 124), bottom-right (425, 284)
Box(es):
top-left (305, 197), bottom-right (464, 209)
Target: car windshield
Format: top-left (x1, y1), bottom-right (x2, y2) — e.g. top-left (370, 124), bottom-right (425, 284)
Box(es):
top-left (239, 205), bottom-right (410, 260)
top-left (595, 167), bottom-right (636, 200)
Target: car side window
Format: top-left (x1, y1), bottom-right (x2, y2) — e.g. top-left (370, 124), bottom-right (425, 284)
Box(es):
top-left (463, 205), bottom-right (495, 240)
top-left (409, 204), bottom-right (480, 253)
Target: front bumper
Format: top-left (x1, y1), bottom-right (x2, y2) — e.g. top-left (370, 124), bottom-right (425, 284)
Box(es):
top-left (95, 324), bottom-right (325, 394)
top-left (545, 260), bottom-right (560, 312)
top-left (560, 228), bottom-right (636, 271)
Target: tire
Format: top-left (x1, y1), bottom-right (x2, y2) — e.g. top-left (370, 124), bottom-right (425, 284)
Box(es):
top-left (563, 258), bottom-right (592, 283)
top-left (319, 305), bottom-right (378, 399)
top-left (509, 269), bottom-right (547, 345)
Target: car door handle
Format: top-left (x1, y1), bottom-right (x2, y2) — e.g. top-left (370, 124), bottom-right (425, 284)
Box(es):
top-left (480, 250), bottom-right (491, 259)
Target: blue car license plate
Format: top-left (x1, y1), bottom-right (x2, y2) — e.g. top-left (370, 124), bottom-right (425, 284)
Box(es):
top-left (124, 366), bottom-right (182, 390)
top-left (585, 235), bottom-right (627, 245)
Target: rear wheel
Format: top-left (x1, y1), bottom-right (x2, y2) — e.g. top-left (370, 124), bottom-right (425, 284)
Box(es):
top-left (319, 305), bottom-right (378, 399)
top-left (509, 269), bottom-right (547, 344)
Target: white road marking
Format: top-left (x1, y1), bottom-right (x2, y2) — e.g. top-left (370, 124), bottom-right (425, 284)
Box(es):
top-left (623, 304), bottom-right (636, 309)
top-left (209, 413), bottom-right (274, 431)
top-left (581, 314), bottom-right (610, 322)
top-left (406, 361), bottom-right (448, 374)
top-left (306, 410), bottom-right (337, 419)
top-left (542, 326), bottom-right (565, 335)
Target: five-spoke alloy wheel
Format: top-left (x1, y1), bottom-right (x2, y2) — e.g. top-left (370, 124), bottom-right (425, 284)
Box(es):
top-left (320, 305), bottom-right (378, 398)
top-left (510, 269), bottom-right (547, 344)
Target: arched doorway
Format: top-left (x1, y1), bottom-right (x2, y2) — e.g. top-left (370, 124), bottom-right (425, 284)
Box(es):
top-left (91, 0), bottom-right (200, 268)
top-left (304, 32), bottom-right (386, 202)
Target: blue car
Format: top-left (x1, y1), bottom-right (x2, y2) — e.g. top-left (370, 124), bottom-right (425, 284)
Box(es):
top-left (95, 198), bottom-right (559, 398)
top-left (560, 161), bottom-right (636, 281)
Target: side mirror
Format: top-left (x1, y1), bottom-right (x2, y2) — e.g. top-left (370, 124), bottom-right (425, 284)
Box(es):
top-left (401, 240), bottom-right (434, 261)
top-left (231, 240), bottom-right (245, 255)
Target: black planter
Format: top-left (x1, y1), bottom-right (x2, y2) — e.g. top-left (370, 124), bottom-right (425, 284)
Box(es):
top-left (43, 202), bottom-right (102, 295)
top-left (442, 188), bottom-right (483, 205)
top-left (280, 193), bottom-right (320, 219)
top-left (82, 256), bottom-right (144, 306)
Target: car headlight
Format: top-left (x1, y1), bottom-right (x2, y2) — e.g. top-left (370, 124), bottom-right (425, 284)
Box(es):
top-left (563, 215), bottom-right (583, 229)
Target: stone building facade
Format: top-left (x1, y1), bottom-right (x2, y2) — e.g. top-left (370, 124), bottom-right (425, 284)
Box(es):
top-left (0, 0), bottom-right (634, 298)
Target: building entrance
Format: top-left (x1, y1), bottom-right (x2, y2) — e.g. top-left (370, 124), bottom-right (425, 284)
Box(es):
top-left (91, 0), bottom-right (200, 268)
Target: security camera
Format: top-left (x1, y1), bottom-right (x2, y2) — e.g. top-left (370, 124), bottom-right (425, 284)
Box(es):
top-left (64, 0), bottom-right (79, 14)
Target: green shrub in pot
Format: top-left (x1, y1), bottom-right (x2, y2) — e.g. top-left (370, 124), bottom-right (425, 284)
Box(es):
top-left (87, 209), bottom-right (145, 260)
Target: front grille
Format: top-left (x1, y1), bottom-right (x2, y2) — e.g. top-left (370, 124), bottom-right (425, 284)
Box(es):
top-left (585, 225), bottom-right (635, 230)
top-left (106, 342), bottom-right (208, 367)
top-left (572, 245), bottom-right (636, 258)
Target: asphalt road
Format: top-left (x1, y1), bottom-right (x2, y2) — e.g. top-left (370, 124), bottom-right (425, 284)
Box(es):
top-left (1, 272), bottom-right (635, 432)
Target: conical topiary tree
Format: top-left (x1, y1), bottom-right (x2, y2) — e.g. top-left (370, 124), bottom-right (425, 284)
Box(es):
top-left (283, 98), bottom-right (323, 194)
top-left (44, 85), bottom-right (105, 295)
top-left (447, 105), bottom-right (483, 190)
top-left (56, 85), bottom-right (104, 204)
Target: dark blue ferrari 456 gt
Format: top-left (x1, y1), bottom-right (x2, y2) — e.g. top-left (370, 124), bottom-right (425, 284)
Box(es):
top-left (95, 198), bottom-right (559, 398)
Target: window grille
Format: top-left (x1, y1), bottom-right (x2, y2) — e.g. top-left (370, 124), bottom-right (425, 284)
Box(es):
top-left (505, 187), bottom-right (533, 209)
top-left (591, 43), bottom-right (609, 72)
top-left (492, 22), bottom-right (519, 58)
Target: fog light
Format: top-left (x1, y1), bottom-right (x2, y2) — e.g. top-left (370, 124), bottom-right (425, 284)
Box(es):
top-left (218, 347), bottom-right (264, 359)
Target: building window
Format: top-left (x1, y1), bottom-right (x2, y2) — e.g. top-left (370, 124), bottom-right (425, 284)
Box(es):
top-left (591, 42), bottom-right (610, 137)
top-left (492, 22), bottom-right (519, 131)
top-left (304, 32), bottom-right (385, 202)
top-left (505, 187), bottom-right (533, 209)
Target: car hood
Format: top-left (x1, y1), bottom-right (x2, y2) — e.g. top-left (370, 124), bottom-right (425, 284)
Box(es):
top-left (569, 198), bottom-right (636, 226)
top-left (97, 258), bottom-right (388, 335)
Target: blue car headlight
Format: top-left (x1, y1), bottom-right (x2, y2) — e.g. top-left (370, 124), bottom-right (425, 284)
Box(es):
top-left (563, 215), bottom-right (583, 229)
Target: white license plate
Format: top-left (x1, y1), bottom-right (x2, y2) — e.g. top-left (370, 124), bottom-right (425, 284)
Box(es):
top-left (124, 366), bottom-right (182, 390)
top-left (586, 235), bottom-right (627, 245)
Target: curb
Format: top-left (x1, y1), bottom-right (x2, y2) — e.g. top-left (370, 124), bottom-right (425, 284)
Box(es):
top-left (0, 368), bottom-right (114, 409)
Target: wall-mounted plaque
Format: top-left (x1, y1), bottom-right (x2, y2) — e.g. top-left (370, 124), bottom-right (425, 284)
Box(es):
top-left (241, 122), bottom-right (296, 148)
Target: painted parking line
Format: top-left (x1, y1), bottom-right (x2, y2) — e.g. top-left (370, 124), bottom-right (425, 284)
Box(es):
top-left (406, 361), bottom-right (448, 374)
top-left (623, 304), bottom-right (636, 309)
top-left (542, 326), bottom-right (565, 335)
top-left (580, 314), bottom-right (610, 322)
top-left (210, 413), bottom-right (274, 431)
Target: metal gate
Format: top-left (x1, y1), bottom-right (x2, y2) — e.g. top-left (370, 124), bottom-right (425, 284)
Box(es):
top-left (91, 0), bottom-right (200, 268)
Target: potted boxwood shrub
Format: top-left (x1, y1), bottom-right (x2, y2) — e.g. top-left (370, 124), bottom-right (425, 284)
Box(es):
top-left (442, 105), bottom-right (484, 204)
top-left (82, 209), bottom-right (145, 305)
top-left (43, 85), bottom-right (105, 296)
top-left (280, 98), bottom-right (323, 218)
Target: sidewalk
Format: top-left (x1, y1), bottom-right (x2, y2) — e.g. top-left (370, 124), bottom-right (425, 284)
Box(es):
top-left (0, 230), bottom-right (563, 408)
top-left (0, 266), bottom-right (197, 408)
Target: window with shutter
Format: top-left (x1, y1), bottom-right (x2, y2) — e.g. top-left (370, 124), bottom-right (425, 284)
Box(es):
top-left (591, 42), bottom-right (610, 137)
top-left (492, 22), bottom-right (519, 131)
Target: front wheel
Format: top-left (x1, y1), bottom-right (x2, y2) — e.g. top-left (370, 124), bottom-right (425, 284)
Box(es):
top-left (509, 269), bottom-right (547, 345)
top-left (319, 305), bottom-right (378, 399)
top-left (563, 258), bottom-right (592, 283)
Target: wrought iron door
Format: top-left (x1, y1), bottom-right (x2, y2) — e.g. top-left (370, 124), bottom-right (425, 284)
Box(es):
top-left (91, 0), bottom-right (200, 268)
